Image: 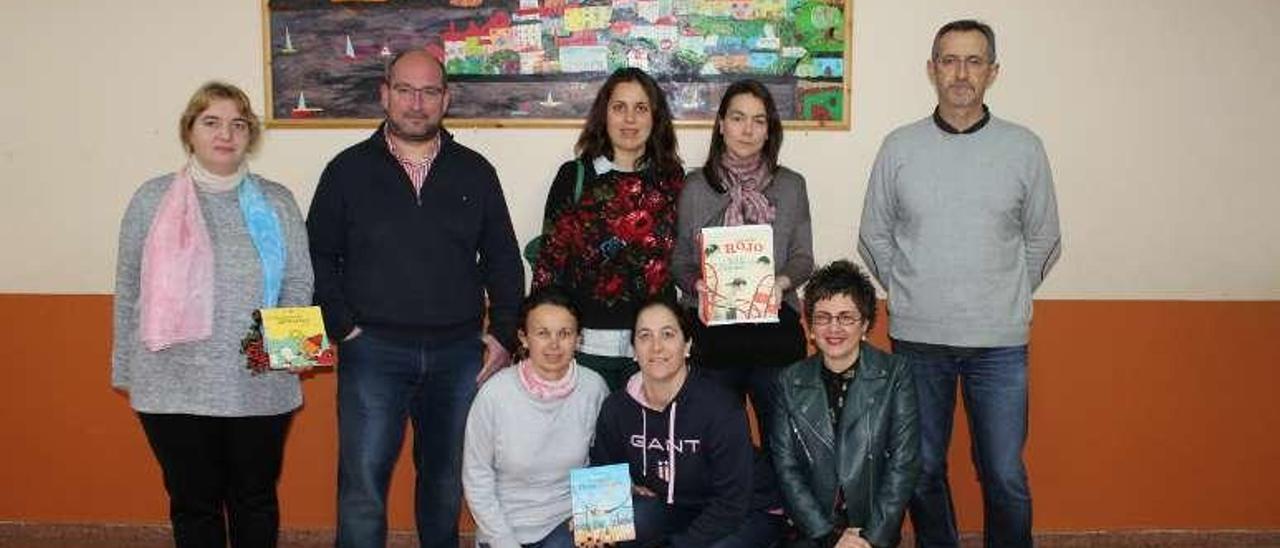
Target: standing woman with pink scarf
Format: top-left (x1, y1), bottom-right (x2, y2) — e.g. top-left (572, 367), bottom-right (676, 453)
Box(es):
top-left (671, 80), bottom-right (814, 449)
top-left (112, 82), bottom-right (314, 548)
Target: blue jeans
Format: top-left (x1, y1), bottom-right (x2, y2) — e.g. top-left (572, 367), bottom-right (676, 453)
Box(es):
top-left (625, 495), bottom-right (784, 548)
top-left (893, 341), bottom-right (1032, 548)
top-left (477, 520), bottom-right (573, 548)
top-left (336, 332), bottom-right (483, 548)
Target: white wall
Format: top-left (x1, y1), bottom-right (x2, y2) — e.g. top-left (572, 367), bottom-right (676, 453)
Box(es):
top-left (2, 0), bottom-right (1277, 298)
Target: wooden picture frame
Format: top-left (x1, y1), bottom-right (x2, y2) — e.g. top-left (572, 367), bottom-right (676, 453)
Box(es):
top-left (262, 0), bottom-right (852, 129)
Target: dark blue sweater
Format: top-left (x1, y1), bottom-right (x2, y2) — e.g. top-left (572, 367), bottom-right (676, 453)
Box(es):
top-left (306, 127), bottom-right (523, 350)
top-left (591, 369), bottom-right (779, 546)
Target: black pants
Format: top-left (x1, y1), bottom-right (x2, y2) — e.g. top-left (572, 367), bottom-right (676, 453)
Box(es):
top-left (138, 412), bottom-right (293, 548)
top-left (691, 304), bottom-right (806, 449)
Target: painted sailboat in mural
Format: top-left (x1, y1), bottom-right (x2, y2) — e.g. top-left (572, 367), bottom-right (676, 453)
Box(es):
top-left (290, 92), bottom-right (324, 118)
top-left (379, 43), bottom-right (393, 57)
top-left (344, 35), bottom-right (356, 59)
top-left (538, 90), bottom-right (563, 108)
top-left (280, 27), bottom-right (298, 54)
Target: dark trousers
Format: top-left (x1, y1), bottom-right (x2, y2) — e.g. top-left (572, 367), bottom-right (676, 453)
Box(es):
top-left (893, 340), bottom-right (1032, 548)
top-left (692, 304), bottom-right (806, 449)
top-left (336, 332), bottom-right (483, 548)
top-left (138, 412), bottom-right (293, 548)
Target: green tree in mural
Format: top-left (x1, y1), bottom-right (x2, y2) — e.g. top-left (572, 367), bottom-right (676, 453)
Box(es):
top-left (794, 1), bottom-right (844, 53)
top-left (671, 48), bottom-right (707, 77)
top-left (487, 49), bottom-right (520, 75)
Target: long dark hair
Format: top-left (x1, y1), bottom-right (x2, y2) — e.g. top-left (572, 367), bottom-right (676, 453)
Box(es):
top-left (575, 68), bottom-right (682, 179)
top-left (702, 79), bottom-right (783, 192)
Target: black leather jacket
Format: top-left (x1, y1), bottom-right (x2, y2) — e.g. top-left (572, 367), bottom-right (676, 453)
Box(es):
top-left (768, 345), bottom-right (920, 548)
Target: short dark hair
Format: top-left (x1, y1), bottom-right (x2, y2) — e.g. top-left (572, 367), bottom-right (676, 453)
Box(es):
top-left (803, 260), bottom-right (878, 332)
top-left (631, 295), bottom-right (693, 345)
top-left (518, 286), bottom-right (582, 335)
top-left (702, 79), bottom-right (784, 192)
top-left (932, 19), bottom-right (997, 64)
top-left (576, 68), bottom-right (682, 179)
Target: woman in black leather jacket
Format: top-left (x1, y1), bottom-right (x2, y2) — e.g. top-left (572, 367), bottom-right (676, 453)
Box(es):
top-left (769, 261), bottom-right (920, 548)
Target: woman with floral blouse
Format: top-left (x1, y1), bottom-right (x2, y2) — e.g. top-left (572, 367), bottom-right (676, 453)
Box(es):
top-left (532, 67), bottom-right (684, 390)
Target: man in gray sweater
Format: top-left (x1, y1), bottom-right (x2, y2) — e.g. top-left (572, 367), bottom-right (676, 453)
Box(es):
top-left (857, 19), bottom-right (1061, 548)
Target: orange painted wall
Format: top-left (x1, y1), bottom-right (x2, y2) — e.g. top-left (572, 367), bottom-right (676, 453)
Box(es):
top-left (1, 294), bottom-right (1278, 531)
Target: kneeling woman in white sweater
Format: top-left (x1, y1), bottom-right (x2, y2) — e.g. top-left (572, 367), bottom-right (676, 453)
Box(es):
top-left (463, 288), bottom-right (611, 548)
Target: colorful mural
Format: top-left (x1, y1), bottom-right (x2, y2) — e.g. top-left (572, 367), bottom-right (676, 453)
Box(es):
top-left (263, 0), bottom-right (850, 127)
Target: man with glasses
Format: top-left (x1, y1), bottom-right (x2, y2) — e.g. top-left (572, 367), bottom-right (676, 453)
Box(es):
top-left (307, 49), bottom-right (523, 548)
top-left (857, 19), bottom-right (1062, 548)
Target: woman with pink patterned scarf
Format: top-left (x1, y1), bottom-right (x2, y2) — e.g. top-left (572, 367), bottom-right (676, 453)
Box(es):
top-left (112, 82), bottom-right (314, 547)
top-left (671, 79), bottom-right (815, 451)
top-left (462, 288), bottom-right (610, 548)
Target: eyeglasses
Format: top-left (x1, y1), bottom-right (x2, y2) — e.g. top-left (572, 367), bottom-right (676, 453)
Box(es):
top-left (811, 313), bottom-right (863, 326)
top-left (391, 84), bottom-right (445, 103)
top-left (934, 55), bottom-right (992, 71)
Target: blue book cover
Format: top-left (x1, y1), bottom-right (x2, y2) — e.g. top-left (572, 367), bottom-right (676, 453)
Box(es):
top-left (570, 463), bottom-right (636, 545)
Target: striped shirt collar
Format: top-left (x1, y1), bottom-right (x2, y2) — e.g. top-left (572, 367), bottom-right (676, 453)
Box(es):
top-left (384, 129), bottom-right (441, 198)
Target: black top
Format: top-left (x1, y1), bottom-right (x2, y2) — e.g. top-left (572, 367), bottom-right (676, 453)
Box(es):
top-left (306, 126), bottom-right (524, 350)
top-left (932, 104), bottom-right (992, 134)
top-left (531, 159), bottom-right (682, 329)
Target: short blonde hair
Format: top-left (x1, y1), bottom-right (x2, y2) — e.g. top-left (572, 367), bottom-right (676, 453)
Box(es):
top-left (178, 81), bottom-right (263, 154)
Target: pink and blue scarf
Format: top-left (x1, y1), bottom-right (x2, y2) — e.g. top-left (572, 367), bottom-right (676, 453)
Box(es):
top-left (138, 163), bottom-right (284, 351)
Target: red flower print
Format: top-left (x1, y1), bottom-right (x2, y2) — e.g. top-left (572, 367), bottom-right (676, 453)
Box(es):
top-left (641, 191), bottom-right (668, 213)
top-left (596, 273), bottom-right (625, 300)
top-left (612, 209), bottom-right (655, 244)
top-left (643, 259), bottom-right (668, 293)
top-left (619, 176), bottom-right (643, 197)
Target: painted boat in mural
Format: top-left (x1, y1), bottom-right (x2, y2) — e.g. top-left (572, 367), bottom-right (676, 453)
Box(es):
top-left (290, 92), bottom-right (324, 118)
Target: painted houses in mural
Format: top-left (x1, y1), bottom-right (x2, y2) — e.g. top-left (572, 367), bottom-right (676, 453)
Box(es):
top-left (267, 0), bottom-right (846, 121)
top-left (424, 0), bottom-right (844, 79)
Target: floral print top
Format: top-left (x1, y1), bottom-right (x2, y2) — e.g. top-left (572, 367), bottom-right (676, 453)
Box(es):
top-left (533, 157), bottom-right (684, 329)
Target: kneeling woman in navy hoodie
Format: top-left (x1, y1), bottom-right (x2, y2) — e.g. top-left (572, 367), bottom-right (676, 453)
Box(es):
top-left (591, 297), bottom-right (783, 548)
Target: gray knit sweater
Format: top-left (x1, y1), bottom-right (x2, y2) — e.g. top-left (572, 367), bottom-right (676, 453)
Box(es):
top-left (858, 115), bottom-right (1062, 347)
top-left (672, 166), bottom-right (815, 312)
top-left (462, 365), bottom-right (609, 548)
top-left (112, 174), bottom-right (314, 416)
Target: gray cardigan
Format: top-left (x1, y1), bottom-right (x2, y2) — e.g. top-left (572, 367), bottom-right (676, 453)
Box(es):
top-left (673, 166), bottom-right (814, 312)
top-left (112, 174), bottom-right (314, 416)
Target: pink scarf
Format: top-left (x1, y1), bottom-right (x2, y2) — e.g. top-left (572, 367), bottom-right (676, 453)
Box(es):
top-left (720, 152), bottom-right (775, 226)
top-left (517, 358), bottom-right (578, 401)
top-left (138, 167), bottom-right (214, 351)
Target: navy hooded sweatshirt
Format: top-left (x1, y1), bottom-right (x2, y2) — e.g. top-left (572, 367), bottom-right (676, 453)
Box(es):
top-left (590, 369), bottom-right (778, 546)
